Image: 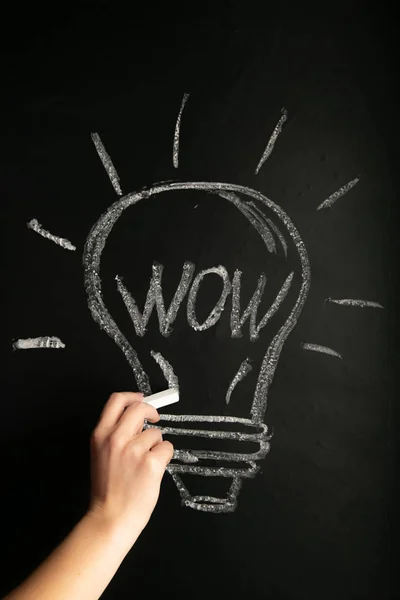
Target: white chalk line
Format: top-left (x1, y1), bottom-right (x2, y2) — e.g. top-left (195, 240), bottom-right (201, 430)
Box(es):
top-left (150, 350), bottom-right (179, 388)
top-left (247, 200), bottom-right (288, 256)
top-left (317, 177), bottom-right (360, 210)
top-left (326, 298), bottom-right (383, 309)
top-left (13, 336), bottom-right (65, 350)
top-left (216, 190), bottom-right (276, 254)
top-left (225, 358), bottom-right (253, 405)
top-left (170, 474), bottom-right (243, 513)
top-left (91, 132), bottom-right (122, 195)
top-left (169, 474), bottom-right (228, 512)
top-left (301, 342), bottom-right (342, 359)
top-left (255, 108), bottom-right (288, 175)
top-left (173, 93), bottom-right (190, 169)
top-left (27, 219), bottom-right (75, 251)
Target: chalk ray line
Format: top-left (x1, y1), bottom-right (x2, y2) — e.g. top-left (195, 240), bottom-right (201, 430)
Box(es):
top-left (255, 108), bottom-right (288, 175)
top-left (326, 298), bottom-right (383, 309)
top-left (301, 342), bottom-right (342, 359)
top-left (13, 336), bottom-right (65, 350)
top-left (91, 132), bottom-right (122, 195)
top-left (27, 219), bottom-right (76, 251)
top-left (173, 93), bottom-right (190, 169)
top-left (317, 177), bottom-right (359, 210)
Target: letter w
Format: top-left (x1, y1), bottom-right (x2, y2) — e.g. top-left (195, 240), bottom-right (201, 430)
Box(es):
top-left (116, 261), bottom-right (195, 337)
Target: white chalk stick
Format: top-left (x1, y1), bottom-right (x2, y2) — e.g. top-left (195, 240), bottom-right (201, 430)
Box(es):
top-left (143, 388), bottom-right (179, 410)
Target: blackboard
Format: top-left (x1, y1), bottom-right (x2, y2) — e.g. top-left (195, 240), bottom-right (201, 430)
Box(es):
top-left (1, 6), bottom-right (397, 599)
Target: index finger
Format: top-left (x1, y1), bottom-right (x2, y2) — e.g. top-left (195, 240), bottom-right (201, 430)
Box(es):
top-left (117, 400), bottom-right (160, 439)
top-left (96, 392), bottom-right (144, 432)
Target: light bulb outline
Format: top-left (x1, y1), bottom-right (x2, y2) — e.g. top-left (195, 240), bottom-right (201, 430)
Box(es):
top-left (83, 180), bottom-right (311, 512)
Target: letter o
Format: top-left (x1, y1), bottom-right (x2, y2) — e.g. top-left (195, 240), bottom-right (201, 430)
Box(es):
top-left (187, 266), bottom-right (232, 331)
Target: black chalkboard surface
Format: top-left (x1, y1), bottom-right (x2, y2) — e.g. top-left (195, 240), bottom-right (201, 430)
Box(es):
top-left (1, 6), bottom-right (397, 599)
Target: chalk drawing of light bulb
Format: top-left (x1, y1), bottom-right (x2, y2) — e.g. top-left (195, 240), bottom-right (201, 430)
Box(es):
top-left (83, 179), bottom-right (311, 513)
top-left (13, 97), bottom-right (369, 511)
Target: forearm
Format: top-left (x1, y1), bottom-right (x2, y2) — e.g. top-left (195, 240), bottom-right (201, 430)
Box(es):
top-left (4, 392), bottom-right (173, 600)
top-left (5, 512), bottom-right (138, 600)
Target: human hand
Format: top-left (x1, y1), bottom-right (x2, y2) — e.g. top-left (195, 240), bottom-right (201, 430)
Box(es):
top-left (88, 392), bottom-right (174, 545)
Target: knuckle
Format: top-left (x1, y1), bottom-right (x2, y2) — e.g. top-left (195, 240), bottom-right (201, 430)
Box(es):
top-left (109, 431), bottom-right (125, 452)
top-left (109, 391), bottom-right (131, 405)
top-left (126, 400), bottom-right (144, 415)
top-left (134, 400), bottom-right (146, 411)
top-left (145, 452), bottom-right (163, 472)
top-left (132, 404), bottom-right (148, 423)
top-left (130, 442), bottom-right (144, 461)
top-left (136, 400), bottom-right (147, 412)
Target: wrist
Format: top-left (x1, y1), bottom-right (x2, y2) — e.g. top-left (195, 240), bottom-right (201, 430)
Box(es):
top-left (83, 507), bottom-right (141, 556)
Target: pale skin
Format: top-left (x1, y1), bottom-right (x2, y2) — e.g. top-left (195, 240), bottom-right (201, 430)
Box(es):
top-left (4, 392), bottom-right (174, 600)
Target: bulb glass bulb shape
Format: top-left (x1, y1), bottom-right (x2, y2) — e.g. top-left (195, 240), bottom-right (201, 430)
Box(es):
top-left (83, 182), bottom-right (311, 513)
